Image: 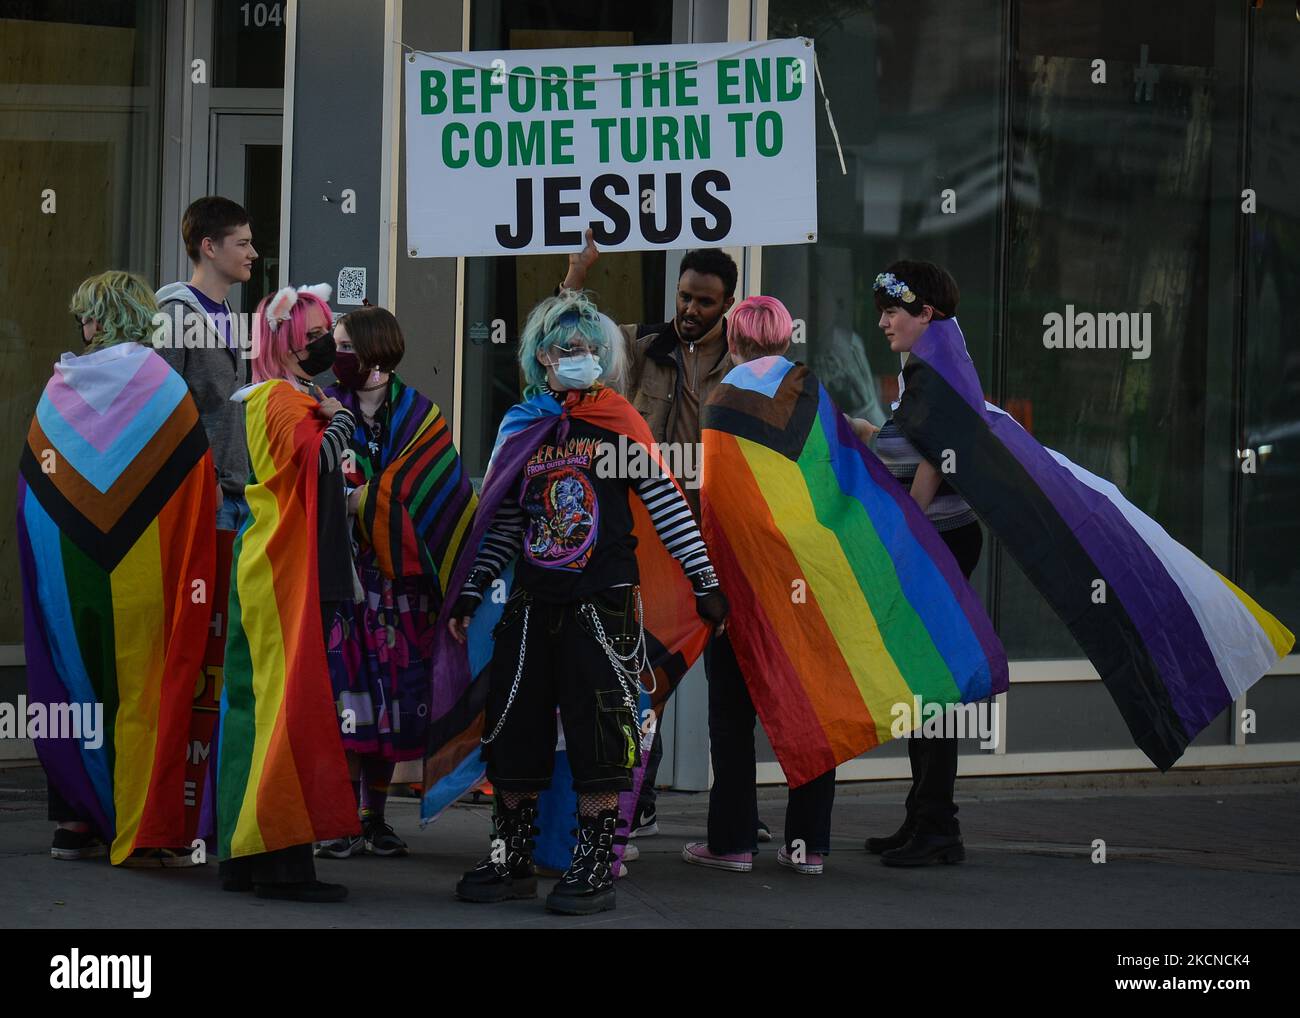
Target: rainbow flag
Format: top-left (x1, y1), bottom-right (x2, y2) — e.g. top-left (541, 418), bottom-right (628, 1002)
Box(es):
top-left (218, 380), bottom-right (358, 859)
top-left (701, 357), bottom-right (1007, 787)
top-left (185, 529), bottom-right (235, 848)
top-left (327, 373), bottom-right (476, 590)
top-left (425, 386), bottom-right (709, 871)
top-left (894, 318), bottom-right (1295, 769)
top-left (18, 343), bottom-right (216, 863)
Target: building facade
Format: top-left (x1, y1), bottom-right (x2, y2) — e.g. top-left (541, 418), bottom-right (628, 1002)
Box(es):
top-left (2, 0), bottom-right (1297, 785)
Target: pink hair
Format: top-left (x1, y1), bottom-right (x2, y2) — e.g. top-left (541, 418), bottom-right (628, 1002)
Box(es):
top-left (728, 295), bottom-right (793, 357)
top-left (251, 290), bottom-right (333, 383)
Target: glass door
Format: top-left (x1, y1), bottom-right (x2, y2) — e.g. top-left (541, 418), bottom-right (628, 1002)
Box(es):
top-left (211, 112), bottom-right (282, 313)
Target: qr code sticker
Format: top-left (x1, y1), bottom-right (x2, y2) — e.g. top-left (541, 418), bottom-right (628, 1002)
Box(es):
top-left (337, 266), bottom-right (366, 305)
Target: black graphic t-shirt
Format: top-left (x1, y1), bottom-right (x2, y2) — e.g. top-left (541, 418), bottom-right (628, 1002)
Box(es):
top-left (512, 418), bottom-right (637, 602)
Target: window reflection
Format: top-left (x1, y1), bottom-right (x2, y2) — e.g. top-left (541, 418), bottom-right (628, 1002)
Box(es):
top-left (764, 1), bottom-right (1285, 662)
top-left (0, 1), bottom-right (165, 644)
top-left (1241, 2), bottom-right (1300, 638)
top-left (1001, 0), bottom-right (1244, 657)
top-left (764, 0), bottom-right (1005, 599)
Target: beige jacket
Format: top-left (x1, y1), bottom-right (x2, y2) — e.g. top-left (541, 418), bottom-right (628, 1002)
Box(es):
top-left (622, 316), bottom-right (732, 516)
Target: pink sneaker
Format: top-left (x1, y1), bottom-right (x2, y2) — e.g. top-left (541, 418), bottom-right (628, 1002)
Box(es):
top-left (776, 844), bottom-right (824, 874)
top-left (681, 842), bottom-right (753, 872)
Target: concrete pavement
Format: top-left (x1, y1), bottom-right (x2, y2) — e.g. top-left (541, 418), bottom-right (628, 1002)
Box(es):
top-left (2, 764), bottom-right (1296, 928)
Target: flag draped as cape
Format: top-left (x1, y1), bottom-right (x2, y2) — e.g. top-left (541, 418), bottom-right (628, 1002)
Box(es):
top-left (18, 342), bottom-right (216, 863)
top-left (329, 373), bottom-right (477, 590)
top-left (894, 318), bottom-right (1295, 769)
top-left (701, 357), bottom-right (1008, 787)
top-left (218, 380), bottom-right (357, 858)
top-left (424, 387), bottom-right (710, 852)
top-left (323, 374), bottom-right (477, 761)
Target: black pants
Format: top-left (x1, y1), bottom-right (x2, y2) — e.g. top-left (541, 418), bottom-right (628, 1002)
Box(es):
top-left (635, 729), bottom-right (663, 814)
top-left (48, 784), bottom-right (79, 823)
top-left (216, 598), bottom-right (338, 886)
top-left (706, 631), bottom-right (836, 855)
top-left (905, 522), bottom-right (984, 837)
top-left (218, 843), bottom-right (316, 885)
top-left (484, 586), bottom-right (639, 794)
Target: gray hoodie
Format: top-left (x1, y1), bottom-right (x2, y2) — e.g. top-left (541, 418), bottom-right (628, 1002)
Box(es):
top-left (154, 282), bottom-right (249, 498)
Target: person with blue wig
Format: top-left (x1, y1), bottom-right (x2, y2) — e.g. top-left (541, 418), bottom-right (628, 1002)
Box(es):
top-left (445, 289), bottom-right (729, 915)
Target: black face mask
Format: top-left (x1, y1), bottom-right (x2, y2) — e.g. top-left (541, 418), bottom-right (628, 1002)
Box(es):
top-left (296, 333), bottom-right (337, 377)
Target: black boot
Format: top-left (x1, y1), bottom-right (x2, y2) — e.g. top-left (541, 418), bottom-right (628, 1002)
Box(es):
top-left (865, 820), bottom-right (916, 855)
top-left (455, 798), bottom-right (539, 902)
top-left (545, 809), bottom-right (617, 916)
top-left (880, 832), bottom-right (965, 867)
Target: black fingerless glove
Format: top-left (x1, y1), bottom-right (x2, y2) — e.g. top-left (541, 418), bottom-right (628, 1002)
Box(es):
top-left (456, 565), bottom-right (497, 607)
top-left (695, 589), bottom-right (729, 626)
top-left (450, 592), bottom-right (482, 623)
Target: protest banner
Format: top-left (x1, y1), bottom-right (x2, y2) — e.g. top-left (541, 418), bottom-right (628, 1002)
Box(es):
top-left (404, 38), bottom-right (817, 257)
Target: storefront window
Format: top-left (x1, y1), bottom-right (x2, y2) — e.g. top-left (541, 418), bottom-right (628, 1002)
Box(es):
top-left (764, 1), bottom-right (1273, 664)
top-left (764, 0), bottom-right (1006, 605)
top-left (1000, 1), bottom-right (1246, 657)
top-left (0, 1), bottom-right (166, 644)
top-left (213, 0), bottom-right (287, 88)
top-left (1240, 2), bottom-right (1300, 640)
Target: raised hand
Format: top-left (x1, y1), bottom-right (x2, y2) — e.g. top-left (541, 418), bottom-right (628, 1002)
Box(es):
top-left (562, 228), bottom-right (600, 290)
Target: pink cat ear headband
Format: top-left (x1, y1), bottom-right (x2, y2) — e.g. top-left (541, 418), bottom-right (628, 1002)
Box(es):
top-left (265, 283), bottom-right (332, 332)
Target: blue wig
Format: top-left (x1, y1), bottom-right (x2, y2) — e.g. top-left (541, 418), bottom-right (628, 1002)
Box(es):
top-left (518, 290), bottom-right (626, 396)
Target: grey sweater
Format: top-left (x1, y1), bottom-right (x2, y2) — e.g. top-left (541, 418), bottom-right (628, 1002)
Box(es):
top-left (154, 282), bottom-right (250, 498)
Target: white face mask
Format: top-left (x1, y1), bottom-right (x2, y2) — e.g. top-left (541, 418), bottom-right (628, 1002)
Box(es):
top-left (550, 351), bottom-right (602, 390)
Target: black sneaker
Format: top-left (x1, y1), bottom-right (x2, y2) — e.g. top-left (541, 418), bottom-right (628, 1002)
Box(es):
top-left (51, 827), bottom-right (106, 861)
top-left (545, 810), bottom-right (618, 916)
top-left (254, 880), bottom-right (349, 902)
top-left (363, 816), bottom-right (408, 857)
top-left (456, 799), bottom-right (539, 903)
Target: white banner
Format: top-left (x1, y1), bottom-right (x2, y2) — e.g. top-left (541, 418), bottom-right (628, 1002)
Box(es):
top-left (403, 38), bottom-right (818, 258)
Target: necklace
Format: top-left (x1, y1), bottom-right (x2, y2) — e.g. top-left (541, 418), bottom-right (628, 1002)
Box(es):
top-left (358, 382), bottom-right (387, 418)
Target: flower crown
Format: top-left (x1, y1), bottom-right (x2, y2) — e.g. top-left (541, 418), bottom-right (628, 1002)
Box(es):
top-left (873, 272), bottom-right (916, 304)
top-left (265, 283), bottom-right (332, 332)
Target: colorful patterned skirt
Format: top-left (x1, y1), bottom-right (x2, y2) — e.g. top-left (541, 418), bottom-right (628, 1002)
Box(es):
top-left (326, 555), bottom-right (438, 762)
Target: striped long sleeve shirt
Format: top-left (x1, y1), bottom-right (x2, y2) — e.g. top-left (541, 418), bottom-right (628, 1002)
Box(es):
top-left (319, 408), bottom-right (355, 473)
top-left (463, 420), bottom-right (715, 603)
top-left (874, 417), bottom-right (977, 532)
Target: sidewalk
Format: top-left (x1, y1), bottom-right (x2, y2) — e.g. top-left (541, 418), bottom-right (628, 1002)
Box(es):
top-left (2, 765), bottom-right (1296, 928)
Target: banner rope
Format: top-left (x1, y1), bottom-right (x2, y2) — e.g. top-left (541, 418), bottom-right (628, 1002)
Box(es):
top-left (813, 53), bottom-right (847, 176)
top-left (399, 37), bottom-right (793, 82)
